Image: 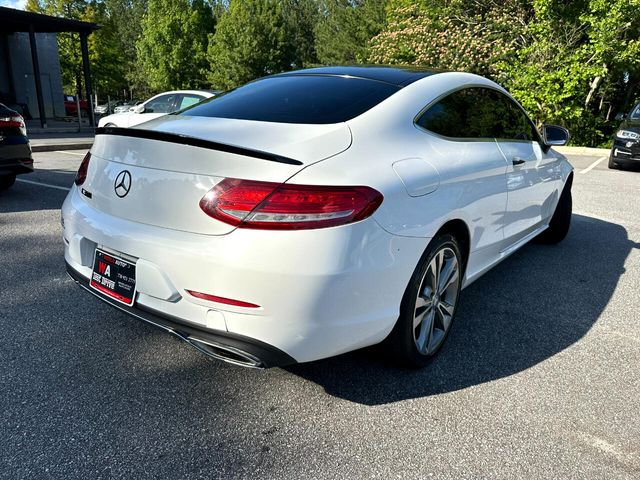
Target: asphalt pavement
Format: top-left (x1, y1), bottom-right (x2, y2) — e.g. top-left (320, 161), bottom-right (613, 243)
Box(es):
top-left (0, 151), bottom-right (638, 479)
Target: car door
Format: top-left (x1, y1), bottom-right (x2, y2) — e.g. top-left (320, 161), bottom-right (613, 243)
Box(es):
top-left (488, 90), bottom-right (563, 244)
top-left (127, 93), bottom-right (179, 127)
top-left (415, 87), bottom-right (509, 254)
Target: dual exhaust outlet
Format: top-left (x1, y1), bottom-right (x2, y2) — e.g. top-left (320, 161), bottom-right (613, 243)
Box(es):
top-left (177, 333), bottom-right (265, 369)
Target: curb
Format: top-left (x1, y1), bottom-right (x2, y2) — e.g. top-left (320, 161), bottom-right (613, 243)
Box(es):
top-left (554, 146), bottom-right (610, 156)
top-left (31, 142), bottom-right (94, 153)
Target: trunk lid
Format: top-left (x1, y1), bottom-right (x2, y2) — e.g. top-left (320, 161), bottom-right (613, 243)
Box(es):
top-left (84, 116), bottom-right (351, 235)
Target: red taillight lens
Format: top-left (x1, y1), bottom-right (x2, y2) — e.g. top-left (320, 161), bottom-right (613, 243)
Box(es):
top-left (0, 115), bottom-right (26, 136)
top-left (199, 178), bottom-right (383, 230)
top-left (75, 151), bottom-right (91, 186)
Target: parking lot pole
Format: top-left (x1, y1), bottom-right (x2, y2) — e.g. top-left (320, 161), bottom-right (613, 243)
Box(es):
top-left (80, 32), bottom-right (95, 128)
top-left (76, 95), bottom-right (82, 132)
top-left (28, 26), bottom-right (47, 129)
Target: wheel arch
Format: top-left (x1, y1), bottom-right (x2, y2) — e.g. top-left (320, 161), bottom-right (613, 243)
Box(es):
top-left (433, 219), bottom-right (471, 275)
top-left (565, 170), bottom-right (574, 190)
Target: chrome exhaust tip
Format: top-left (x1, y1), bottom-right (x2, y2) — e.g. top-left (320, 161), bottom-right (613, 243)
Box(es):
top-left (186, 336), bottom-right (265, 369)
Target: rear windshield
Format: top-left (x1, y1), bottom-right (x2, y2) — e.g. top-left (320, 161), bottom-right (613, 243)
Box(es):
top-left (179, 75), bottom-right (400, 124)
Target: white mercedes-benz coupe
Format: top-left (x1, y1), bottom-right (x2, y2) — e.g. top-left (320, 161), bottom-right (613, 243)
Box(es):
top-left (63, 66), bottom-right (573, 368)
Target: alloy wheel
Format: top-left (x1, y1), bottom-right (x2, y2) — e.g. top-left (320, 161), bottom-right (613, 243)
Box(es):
top-left (412, 246), bottom-right (460, 355)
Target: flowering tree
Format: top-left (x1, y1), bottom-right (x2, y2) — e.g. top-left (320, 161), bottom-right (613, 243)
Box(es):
top-left (368, 3), bottom-right (526, 77)
top-left (369, 0), bottom-right (640, 146)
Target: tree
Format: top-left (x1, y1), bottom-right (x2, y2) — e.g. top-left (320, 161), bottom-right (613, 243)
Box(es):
top-left (26, 0), bottom-right (135, 99)
top-left (207, 0), bottom-right (316, 90)
top-left (103, 0), bottom-right (148, 95)
top-left (501, 0), bottom-right (640, 145)
top-left (136, 0), bottom-right (215, 91)
top-left (368, 2), bottom-right (527, 77)
top-left (369, 0), bottom-right (640, 146)
top-left (314, 0), bottom-right (387, 64)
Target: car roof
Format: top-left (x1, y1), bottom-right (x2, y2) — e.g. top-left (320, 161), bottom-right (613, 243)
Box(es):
top-left (0, 103), bottom-right (17, 115)
top-left (277, 65), bottom-right (441, 87)
top-left (150, 90), bottom-right (218, 98)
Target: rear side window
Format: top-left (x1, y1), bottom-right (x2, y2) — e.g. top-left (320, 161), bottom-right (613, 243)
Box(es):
top-left (416, 87), bottom-right (537, 141)
top-left (178, 94), bottom-right (204, 109)
top-left (144, 94), bottom-right (178, 113)
top-left (180, 75), bottom-right (400, 124)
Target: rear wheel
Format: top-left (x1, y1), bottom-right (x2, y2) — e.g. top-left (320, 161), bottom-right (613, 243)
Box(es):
top-left (535, 179), bottom-right (572, 244)
top-left (0, 174), bottom-right (16, 191)
top-left (387, 234), bottom-right (463, 367)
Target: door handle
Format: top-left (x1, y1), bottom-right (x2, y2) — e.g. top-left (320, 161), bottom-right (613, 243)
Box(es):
top-left (512, 157), bottom-right (526, 166)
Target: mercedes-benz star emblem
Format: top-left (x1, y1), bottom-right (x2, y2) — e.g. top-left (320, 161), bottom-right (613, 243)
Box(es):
top-left (114, 170), bottom-right (132, 198)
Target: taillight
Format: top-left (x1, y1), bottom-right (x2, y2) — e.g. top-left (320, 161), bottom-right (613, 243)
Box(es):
top-left (0, 115), bottom-right (26, 136)
top-left (75, 151), bottom-right (91, 186)
top-left (199, 178), bottom-right (383, 230)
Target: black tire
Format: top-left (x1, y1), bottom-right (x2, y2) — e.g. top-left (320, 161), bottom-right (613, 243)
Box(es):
top-left (0, 174), bottom-right (16, 191)
top-left (386, 234), bottom-right (463, 368)
top-left (104, 123), bottom-right (117, 128)
top-left (535, 179), bottom-right (572, 244)
top-left (608, 156), bottom-right (620, 169)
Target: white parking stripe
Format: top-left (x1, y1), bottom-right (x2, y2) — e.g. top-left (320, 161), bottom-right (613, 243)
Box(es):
top-left (579, 156), bottom-right (607, 174)
top-left (54, 150), bottom-right (87, 156)
top-left (16, 178), bottom-right (71, 191)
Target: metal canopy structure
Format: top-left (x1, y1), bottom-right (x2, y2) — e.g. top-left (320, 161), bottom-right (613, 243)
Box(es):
top-left (0, 6), bottom-right (100, 128)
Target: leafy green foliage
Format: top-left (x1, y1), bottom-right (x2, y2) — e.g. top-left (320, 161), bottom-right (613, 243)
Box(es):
top-left (137, 0), bottom-right (214, 91)
top-left (26, 0), bottom-right (141, 98)
top-left (369, 2), bottom-right (528, 76)
top-left (207, 0), bottom-right (317, 90)
top-left (102, 0), bottom-right (148, 94)
top-left (23, 0), bottom-right (640, 145)
top-left (314, 0), bottom-right (387, 64)
top-left (370, 0), bottom-right (640, 146)
top-left (499, 0), bottom-right (640, 146)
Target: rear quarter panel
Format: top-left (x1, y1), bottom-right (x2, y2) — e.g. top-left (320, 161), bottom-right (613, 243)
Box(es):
top-left (290, 73), bottom-right (512, 251)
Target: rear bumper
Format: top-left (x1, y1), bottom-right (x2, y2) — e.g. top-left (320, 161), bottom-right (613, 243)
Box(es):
top-left (62, 185), bottom-right (427, 364)
top-left (0, 140), bottom-right (33, 176)
top-left (66, 261), bottom-right (296, 368)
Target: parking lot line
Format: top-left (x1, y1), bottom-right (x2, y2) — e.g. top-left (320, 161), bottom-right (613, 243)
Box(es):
top-left (579, 156), bottom-right (607, 174)
top-left (16, 178), bottom-right (70, 191)
top-left (54, 150), bottom-right (87, 156)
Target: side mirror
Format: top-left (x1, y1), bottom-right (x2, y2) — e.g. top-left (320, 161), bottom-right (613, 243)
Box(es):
top-left (615, 113), bottom-right (626, 121)
top-left (132, 105), bottom-right (145, 114)
top-left (542, 124), bottom-right (570, 147)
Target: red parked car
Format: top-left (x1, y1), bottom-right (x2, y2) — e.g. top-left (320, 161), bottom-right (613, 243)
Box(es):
top-left (64, 95), bottom-right (89, 117)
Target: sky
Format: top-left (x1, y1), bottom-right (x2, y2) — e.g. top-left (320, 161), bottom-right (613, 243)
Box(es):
top-left (1, 0), bottom-right (27, 9)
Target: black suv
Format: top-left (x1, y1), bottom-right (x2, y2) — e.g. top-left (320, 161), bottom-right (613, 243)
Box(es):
top-left (610, 103), bottom-right (640, 169)
top-left (0, 103), bottom-right (33, 190)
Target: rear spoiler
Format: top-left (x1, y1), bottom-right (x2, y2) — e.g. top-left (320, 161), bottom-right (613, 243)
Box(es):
top-left (94, 127), bottom-right (303, 166)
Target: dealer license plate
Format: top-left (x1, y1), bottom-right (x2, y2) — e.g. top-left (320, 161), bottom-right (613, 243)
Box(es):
top-left (90, 249), bottom-right (137, 306)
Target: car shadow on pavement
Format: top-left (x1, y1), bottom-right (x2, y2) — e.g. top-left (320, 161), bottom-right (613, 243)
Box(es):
top-left (0, 174), bottom-right (71, 213)
top-left (286, 214), bottom-right (638, 405)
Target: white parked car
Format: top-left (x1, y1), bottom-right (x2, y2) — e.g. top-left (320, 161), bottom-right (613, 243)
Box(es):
top-left (63, 67), bottom-right (572, 368)
top-left (113, 101), bottom-right (140, 114)
top-left (97, 90), bottom-right (218, 128)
